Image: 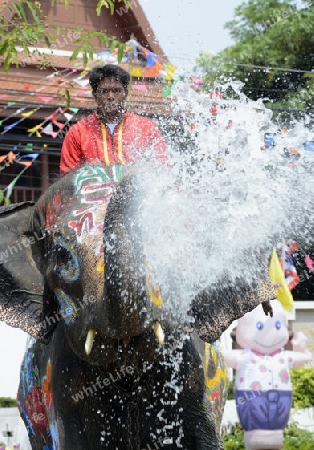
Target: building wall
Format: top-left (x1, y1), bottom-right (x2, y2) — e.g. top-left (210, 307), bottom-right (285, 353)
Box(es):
top-left (290, 302), bottom-right (314, 355)
top-left (0, 408), bottom-right (30, 449)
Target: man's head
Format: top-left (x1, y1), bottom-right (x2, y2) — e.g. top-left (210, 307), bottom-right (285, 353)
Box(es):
top-left (89, 65), bottom-right (130, 93)
top-left (90, 65), bottom-right (130, 123)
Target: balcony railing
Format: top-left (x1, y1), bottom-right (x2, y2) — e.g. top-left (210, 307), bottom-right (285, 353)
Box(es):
top-left (3, 186), bottom-right (43, 204)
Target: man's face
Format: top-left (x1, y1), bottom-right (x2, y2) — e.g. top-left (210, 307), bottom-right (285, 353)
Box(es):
top-left (93, 78), bottom-right (127, 120)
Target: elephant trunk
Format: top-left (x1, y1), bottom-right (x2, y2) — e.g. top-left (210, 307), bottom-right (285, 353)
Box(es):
top-left (102, 173), bottom-right (152, 340)
top-left (100, 281), bottom-right (149, 339)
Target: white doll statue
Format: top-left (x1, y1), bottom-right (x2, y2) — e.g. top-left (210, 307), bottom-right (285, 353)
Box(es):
top-left (223, 300), bottom-right (313, 450)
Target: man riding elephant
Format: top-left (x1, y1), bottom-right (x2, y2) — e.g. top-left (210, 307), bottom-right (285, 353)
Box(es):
top-left (60, 64), bottom-right (168, 177)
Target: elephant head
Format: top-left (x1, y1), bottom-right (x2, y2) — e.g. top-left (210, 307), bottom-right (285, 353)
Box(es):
top-left (0, 165), bottom-right (170, 369)
top-left (0, 163), bottom-right (276, 367)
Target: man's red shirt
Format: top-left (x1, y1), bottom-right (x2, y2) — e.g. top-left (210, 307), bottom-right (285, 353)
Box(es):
top-left (60, 111), bottom-right (168, 175)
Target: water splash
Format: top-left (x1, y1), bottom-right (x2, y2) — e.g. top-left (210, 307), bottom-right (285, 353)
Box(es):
top-left (141, 79), bottom-right (313, 318)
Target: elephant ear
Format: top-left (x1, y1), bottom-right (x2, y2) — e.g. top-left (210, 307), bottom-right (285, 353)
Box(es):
top-left (0, 202), bottom-right (56, 343)
top-left (190, 249), bottom-right (276, 343)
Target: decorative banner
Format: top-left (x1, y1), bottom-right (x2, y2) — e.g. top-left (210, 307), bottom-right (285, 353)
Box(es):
top-left (15, 153), bottom-right (39, 168)
top-left (0, 107), bottom-right (27, 124)
top-left (3, 120), bottom-right (21, 132)
top-left (4, 153), bottom-right (39, 199)
top-left (163, 62), bottom-right (176, 82)
top-left (21, 108), bottom-right (39, 118)
top-left (41, 107), bottom-right (78, 138)
top-left (50, 109), bottom-right (66, 129)
top-left (1, 108), bottom-right (39, 134)
top-left (96, 42), bottom-right (177, 83)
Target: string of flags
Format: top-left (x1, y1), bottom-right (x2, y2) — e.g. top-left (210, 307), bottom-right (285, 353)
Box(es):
top-left (97, 39), bottom-right (177, 97)
top-left (28, 107), bottom-right (79, 138)
top-left (0, 41), bottom-right (178, 139)
top-left (0, 151), bottom-right (39, 199)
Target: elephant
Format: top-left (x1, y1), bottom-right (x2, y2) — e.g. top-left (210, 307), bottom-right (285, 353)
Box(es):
top-left (0, 163), bottom-right (276, 450)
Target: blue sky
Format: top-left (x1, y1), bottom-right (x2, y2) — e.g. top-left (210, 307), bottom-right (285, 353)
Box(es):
top-left (141, 0), bottom-right (245, 70)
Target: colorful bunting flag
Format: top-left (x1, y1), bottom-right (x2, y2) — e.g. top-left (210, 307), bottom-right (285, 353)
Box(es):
top-left (38, 95), bottom-right (54, 102)
top-left (162, 84), bottom-right (172, 98)
top-left (5, 154), bottom-right (39, 198)
top-left (191, 76), bottom-right (203, 90)
top-left (41, 123), bottom-right (59, 138)
top-left (132, 84), bottom-right (146, 91)
top-left (269, 248), bottom-right (294, 312)
top-left (131, 68), bottom-right (143, 77)
top-left (280, 241), bottom-right (300, 290)
top-left (28, 123), bottom-right (43, 137)
top-left (15, 153), bottom-right (40, 168)
top-left (3, 120), bottom-right (22, 132)
top-left (21, 108), bottom-right (39, 118)
top-left (163, 63), bottom-right (176, 81)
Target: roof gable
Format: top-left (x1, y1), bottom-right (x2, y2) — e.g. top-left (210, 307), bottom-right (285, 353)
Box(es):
top-left (2, 0), bottom-right (167, 56)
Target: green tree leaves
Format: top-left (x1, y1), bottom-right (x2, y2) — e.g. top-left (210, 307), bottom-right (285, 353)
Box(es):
top-left (195, 0), bottom-right (314, 112)
top-left (0, 0), bottom-right (129, 71)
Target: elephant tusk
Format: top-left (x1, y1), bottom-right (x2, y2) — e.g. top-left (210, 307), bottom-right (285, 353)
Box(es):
top-left (85, 328), bottom-right (97, 355)
top-left (153, 321), bottom-right (164, 345)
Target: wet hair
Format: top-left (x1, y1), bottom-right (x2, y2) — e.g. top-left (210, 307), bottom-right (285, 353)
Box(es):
top-left (89, 64), bottom-right (130, 92)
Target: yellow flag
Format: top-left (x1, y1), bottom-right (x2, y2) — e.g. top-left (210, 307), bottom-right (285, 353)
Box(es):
top-left (131, 68), bottom-right (143, 77)
top-left (269, 248), bottom-right (294, 312)
top-left (27, 124), bottom-right (42, 137)
top-left (21, 108), bottom-right (38, 118)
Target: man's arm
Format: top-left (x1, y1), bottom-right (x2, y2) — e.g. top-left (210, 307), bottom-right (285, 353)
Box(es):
top-left (60, 126), bottom-right (83, 176)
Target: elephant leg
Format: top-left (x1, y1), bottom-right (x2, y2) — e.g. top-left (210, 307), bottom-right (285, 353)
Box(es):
top-left (193, 400), bottom-right (224, 450)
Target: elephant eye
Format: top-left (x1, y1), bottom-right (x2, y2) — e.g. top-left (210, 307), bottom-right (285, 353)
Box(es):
top-left (274, 320), bottom-right (281, 330)
top-left (256, 321), bottom-right (264, 331)
top-left (55, 245), bottom-right (74, 265)
top-left (52, 236), bottom-right (80, 282)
